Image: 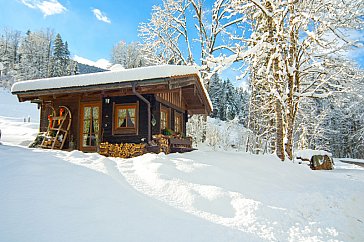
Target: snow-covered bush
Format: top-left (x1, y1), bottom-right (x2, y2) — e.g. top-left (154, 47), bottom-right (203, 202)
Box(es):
top-left (187, 116), bottom-right (248, 151)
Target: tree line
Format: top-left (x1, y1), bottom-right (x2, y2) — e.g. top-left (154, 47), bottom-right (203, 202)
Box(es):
top-left (0, 28), bottom-right (77, 89)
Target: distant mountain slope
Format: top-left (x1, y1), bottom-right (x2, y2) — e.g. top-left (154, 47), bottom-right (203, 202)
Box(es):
top-left (0, 62), bottom-right (108, 91)
top-left (77, 62), bottom-right (108, 74)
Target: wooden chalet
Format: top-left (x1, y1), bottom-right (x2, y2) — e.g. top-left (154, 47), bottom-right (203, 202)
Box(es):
top-left (11, 65), bottom-right (212, 156)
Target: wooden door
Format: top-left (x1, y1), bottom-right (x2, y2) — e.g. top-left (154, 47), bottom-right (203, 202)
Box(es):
top-left (80, 102), bottom-right (101, 151)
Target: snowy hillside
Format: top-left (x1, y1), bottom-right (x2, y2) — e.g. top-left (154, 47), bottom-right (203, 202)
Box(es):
top-left (77, 62), bottom-right (107, 75)
top-left (1, 88), bottom-right (364, 241)
top-left (0, 88), bottom-right (39, 146)
top-left (0, 88), bottom-right (39, 121)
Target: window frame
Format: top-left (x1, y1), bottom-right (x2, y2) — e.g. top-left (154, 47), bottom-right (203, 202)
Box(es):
top-left (80, 102), bottom-right (101, 152)
top-left (174, 111), bottom-right (183, 134)
top-left (113, 102), bottom-right (139, 135)
top-left (160, 105), bottom-right (170, 132)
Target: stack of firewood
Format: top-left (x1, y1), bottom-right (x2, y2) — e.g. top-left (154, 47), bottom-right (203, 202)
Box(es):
top-left (152, 134), bottom-right (170, 154)
top-left (99, 142), bottom-right (146, 158)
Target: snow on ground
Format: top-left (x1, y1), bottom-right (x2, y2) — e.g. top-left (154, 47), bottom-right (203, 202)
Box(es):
top-left (1, 142), bottom-right (363, 242)
top-left (1, 146), bottom-right (254, 242)
top-left (339, 158), bottom-right (364, 164)
top-left (0, 88), bottom-right (39, 146)
top-left (0, 116), bottom-right (38, 146)
top-left (0, 88), bottom-right (39, 121)
top-left (1, 88), bottom-right (364, 241)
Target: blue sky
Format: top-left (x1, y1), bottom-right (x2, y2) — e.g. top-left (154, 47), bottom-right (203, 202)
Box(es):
top-left (0, 0), bottom-right (159, 64)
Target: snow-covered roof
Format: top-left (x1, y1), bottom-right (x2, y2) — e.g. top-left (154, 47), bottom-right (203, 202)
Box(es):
top-left (12, 65), bottom-right (196, 93)
top-left (11, 65), bottom-right (213, 111)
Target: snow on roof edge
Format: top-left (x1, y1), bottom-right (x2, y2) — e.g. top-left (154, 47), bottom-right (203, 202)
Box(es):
top-left (11, 64), bottom-right (213, 111)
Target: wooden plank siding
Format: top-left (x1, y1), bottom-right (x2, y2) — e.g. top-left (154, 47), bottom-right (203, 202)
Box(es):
top-left (38, 92), bottom-right (189, 149)
top-left (156, 89), bottom-right (185, 111)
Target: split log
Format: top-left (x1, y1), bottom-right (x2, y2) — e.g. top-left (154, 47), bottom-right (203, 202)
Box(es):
top-left (99, 142), bottom-right (146, 158)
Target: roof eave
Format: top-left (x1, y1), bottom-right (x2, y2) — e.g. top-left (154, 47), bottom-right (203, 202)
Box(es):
top-left (12, 78), bottom-right (168, 97)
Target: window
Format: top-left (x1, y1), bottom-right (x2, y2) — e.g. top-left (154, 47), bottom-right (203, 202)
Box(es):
top-left (114, 103), bottom-right (138, 134)
top-left (160, 106), bottom-right (170, 130)
top-left (174, 112), bottom-right (183, 134)
top-left (81, 103), bottom-right (100, 150)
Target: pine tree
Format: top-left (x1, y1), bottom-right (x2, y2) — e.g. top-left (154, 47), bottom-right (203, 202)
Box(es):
top-left (49, 33), bottom-right (73, 77)
top-left (207, 73), bottom-right (250, 123)
top-left (51, 33), bottom-right (65, 77)
top-left (208, 74), bottom-right (223, 119)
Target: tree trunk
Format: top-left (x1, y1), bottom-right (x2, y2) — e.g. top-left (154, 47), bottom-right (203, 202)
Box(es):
top-left (275, 99), bottom-right (285, 161)
top-left (285, 114), bottom-right (294, 160)
top-left (284, 2), bottom-right (297, 160)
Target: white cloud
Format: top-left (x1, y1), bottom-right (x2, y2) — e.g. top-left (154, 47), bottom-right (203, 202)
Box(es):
top-left (19, 0), bottom-right (37, 8)
top-left (73, 55), bottom-right (111, 70)
top-left (19, 0), bottom-right (66, 16)
top-left (92, 8), bottom-right (111, 24)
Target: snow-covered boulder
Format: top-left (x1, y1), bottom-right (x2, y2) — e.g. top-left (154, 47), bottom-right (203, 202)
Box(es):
top-left (295, 149), bottom-right (333, 170)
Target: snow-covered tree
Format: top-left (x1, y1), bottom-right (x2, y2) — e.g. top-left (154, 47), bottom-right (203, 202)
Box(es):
top-left (208, 73), bottom-right (249, 123)
top-left (1, 28), bottom-right (77, 88)
top-left (111, 41), bottom-right (147, 68)
top-left (207, 0), bottom-right (364, 160)
top-left (50, 33), bottom-right (70, 77)
top-left (0, 28), bottom-right (20, 88)
top-left (187, 116), bottom-right (249, 151)
top-left (17, 30), bottom-right (53, 81)
top-left (297, 63), bottom-right (364, 159)
top-left (139, 0), bottom-right (245, 83)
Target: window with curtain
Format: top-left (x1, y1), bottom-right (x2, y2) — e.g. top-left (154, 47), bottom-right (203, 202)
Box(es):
top-left (114, 103), bottom-right (138, 134)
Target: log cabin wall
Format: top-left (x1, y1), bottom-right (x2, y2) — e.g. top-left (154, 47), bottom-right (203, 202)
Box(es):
top-left (151, 97), bottom-right (161, 136)
top-left (102, 94), bottom-right (155, 144)
top-left (38, 90), bottom-right (190, 150)
top-left (40, 96), bottom-right (80, 149)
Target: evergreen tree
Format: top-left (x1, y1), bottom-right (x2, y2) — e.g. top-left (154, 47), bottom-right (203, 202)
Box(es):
top-left (51, 33), bottom-right (65, 77)
top-left (50, 33), bottom-right (71, 77)
top-left (53, 33), bottom-right (64, 58)
top-left (208, 73), bottom-right (249, 123)
top-left (208, 74), bottom-right (223, 119)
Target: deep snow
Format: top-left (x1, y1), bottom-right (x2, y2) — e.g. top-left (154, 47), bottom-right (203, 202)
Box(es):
top-left (1, 89), bottom-right (364, 241)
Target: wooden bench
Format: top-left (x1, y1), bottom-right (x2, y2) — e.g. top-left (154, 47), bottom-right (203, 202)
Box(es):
top-left (169, 137), bottom-right (194, 153)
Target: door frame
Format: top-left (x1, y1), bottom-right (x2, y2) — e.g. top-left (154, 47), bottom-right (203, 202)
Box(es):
top-left (79, 101), bottom-right (102, 152)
